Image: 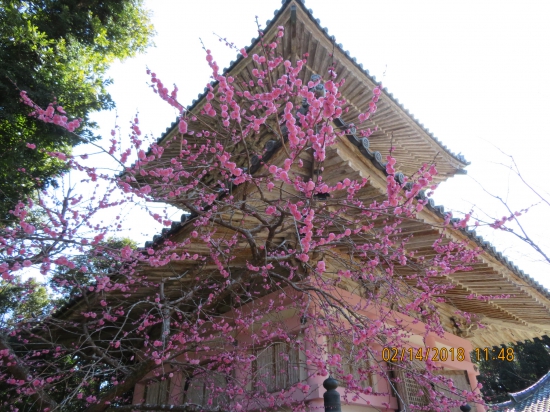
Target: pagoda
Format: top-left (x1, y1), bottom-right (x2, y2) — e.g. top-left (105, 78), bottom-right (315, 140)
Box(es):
top-left (121, 1), bottom-right (550, 411)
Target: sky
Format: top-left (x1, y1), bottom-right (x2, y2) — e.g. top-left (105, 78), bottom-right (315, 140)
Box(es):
top-left (88, 0), bottom-right (550, 289)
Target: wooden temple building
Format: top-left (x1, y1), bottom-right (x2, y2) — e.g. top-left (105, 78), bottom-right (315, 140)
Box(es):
top-left (124, 1), bottom-right (550, 411)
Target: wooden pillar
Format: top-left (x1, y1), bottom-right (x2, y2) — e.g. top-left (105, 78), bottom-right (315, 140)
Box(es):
top-left (132, 382), bottom-right (145, 405)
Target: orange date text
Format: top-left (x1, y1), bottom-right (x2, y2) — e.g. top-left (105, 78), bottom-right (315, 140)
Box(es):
top-left (382, 347), bottom-right (466, 362)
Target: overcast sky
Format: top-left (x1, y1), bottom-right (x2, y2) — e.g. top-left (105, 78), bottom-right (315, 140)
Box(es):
top-left (89, 0), bottom-right (550, 288)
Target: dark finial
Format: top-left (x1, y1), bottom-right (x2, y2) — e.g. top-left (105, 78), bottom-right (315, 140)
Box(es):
top-left (459, 405), bottom-right (471, 412)
top-left (323, 376), bottom-right (338, 391)
top-left (290, 4), bottom-right (297, 23)
top-left (323, 376), bottom-right (341, 411)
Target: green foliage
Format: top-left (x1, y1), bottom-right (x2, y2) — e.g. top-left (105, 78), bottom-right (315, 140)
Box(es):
top-left (0, 0), bottom-right (154, 220)
top-left (0, 277), bottom-right (49, 323)
top-left (475, 336), bottom-right (550, 403)
top-left (52, 237), bottom-right (138, 305)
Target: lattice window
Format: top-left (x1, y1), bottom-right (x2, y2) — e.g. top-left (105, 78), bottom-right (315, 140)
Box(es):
top-left (184, 372), bottom-right (228, 408)
top-left (391, 360), bottom-right (430, 410)
top-left (145, 378), bottom-right (170, 406)
top-left (254, 342), bottom-right (300, 392)
top-left (392, 364), bottom-right (472, 411)
top-left (328, 337), bottom-right (376, 390)
top-left (436, 370), bottom-right (472, 412)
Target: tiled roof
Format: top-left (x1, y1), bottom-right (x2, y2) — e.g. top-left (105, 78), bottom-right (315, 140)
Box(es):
top-left (145, 114), bottom-right (550, 303)
top-left (155, 0), bottom-right (469, 167)
top-left (141, 0), bottom-right (550, 312)
top-left (335, 120), bottom-right (550, 302)
top-left (489, 371), bottom-right (550, 412)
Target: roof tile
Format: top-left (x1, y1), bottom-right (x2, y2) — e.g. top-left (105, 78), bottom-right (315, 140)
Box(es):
top-left (489, 371), bottom-right (550, 412)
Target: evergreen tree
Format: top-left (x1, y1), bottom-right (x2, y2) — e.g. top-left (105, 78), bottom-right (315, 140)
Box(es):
top-left (475, 336), bottom-right (550, 403)
top-left (0, 0), bottom-right (154, 220)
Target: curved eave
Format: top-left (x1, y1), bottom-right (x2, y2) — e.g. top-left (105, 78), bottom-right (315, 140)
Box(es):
top-left (489, 370), bottom-right (550, 411)
top-left (137, 132), bottom-right (550, 342)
